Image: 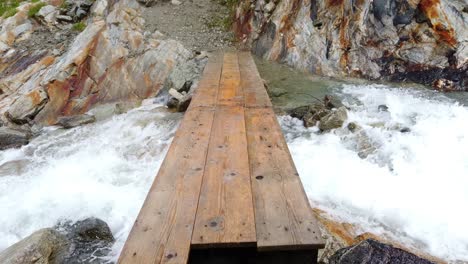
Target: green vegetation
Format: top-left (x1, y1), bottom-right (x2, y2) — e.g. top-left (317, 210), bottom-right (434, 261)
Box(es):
top-left (30, 0), bottom-right (40, 3)
top-left (0, 0), bottom-right (21, 18)
top-left (27, 2), bottom-right (45, 18)
top-left (72, 21), bottom-right (86, 32)
top-left (210, 0), bottom-right (239, 31)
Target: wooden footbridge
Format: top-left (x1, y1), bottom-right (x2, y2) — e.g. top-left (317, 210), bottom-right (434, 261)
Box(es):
top-left (118, 52), bottom-right (325, 264)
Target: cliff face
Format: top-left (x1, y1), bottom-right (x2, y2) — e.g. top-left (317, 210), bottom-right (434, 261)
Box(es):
top-left (235, 0), bottom-right (468, 91)
top-left (0, 0), bottom-right (192, 125)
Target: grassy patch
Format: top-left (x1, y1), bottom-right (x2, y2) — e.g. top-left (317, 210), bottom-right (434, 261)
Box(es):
top-left (27, 2), bottom-right (45, 17)
top-left (72, 21), bottom-right (86, 31)
top-left (211, 0), bottom-right (239, 31)
top-left (0, 0), bottom-right (21, 18)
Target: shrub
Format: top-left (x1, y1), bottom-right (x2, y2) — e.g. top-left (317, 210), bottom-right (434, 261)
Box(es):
top-left (27, 2), bottom-right (45, 18)
top-left (72, 21), bottom-right (86, 32)
top-left (0, 0), bottom-right (21, 17)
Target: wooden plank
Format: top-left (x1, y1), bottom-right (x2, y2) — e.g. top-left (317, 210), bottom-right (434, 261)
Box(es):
top-left (189, 53), bottom-right (223, 108)
top-left (238, 52), bottom-right (272, 108)
top-left (191, 105), bottom-right (256, 247)
top-left (244, 107), bottom-right (325, 251)
top-left (118, 53), bottom-right (223, 264)
top-left (217, 52), bottom-right (244, 106)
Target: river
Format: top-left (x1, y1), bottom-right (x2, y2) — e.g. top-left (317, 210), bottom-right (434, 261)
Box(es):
top-left (0, 60), bottom-right (467, 263)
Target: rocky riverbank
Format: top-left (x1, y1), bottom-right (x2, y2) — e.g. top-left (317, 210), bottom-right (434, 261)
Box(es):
top-left (235, 0), bottom-right (467, 91)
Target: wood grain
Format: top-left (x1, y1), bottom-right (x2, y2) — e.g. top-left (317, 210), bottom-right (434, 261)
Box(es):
top-left (117, 52), bottom-right (223, 264)
top-left (238, 52), bottom-right (272, 108)
top-left (189, 52), bottom-right (223, 108)
top-left (217, 52), bottom-right (244, 106)
top-left (191, 105), bottom-right (256, 247)
top-left (244, 107), bottom-right (325, 251)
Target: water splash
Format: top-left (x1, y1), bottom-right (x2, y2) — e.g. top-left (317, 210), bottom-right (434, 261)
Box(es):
top-left (0, 102), bottom-right (182, 261)
top-left (281, 84), bottom-right (468, 262)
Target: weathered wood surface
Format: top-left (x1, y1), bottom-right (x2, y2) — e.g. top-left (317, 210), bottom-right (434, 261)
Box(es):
top-left (117, 54), bottom-right (222, 264)
top-left (118, 51), bottom-right (324, 264)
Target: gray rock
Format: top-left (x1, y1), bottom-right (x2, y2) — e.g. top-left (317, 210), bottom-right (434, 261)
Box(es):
top-left (319, 107), bottom-right (348, 131)
top-left (63, 0), bottom-right (93, 21)
top-left (0, 127), bottom-right (31, 150)
top-left (324, 95), bottom-right (344, 110)
top-left (56, 15), bottom-right (73, 23)
top-left (55, 218), bottom-right (114, 264)
top-left (378, 105), bottom-right (389, 112)
top-left (6, 89), bottom-right (48, 125)
top-left (55, 114), bottom-right (96, 129)
top-left (329, 239), bottom-right (434, 264)
top-left (167, 60), bottom-right (204, 93)
top-left (0, 228), bottom-right (68, 264)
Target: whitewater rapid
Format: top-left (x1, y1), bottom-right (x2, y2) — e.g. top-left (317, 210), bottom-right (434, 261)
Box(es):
top-left (0, 100), bottom-right (182, 261)
top-left (0, 83), bottom-right (467, 263)
top-left (281, 84), bottom-right (468, 262)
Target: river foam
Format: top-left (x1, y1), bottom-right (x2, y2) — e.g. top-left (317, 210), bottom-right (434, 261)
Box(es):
top-left (281, 84), bottom-right (468, 262)
top-left (0, 102), bottom-right (181, 261)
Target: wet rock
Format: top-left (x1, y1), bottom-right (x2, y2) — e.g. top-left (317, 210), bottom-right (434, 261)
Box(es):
top-left (319, 107), bottom-right (348, 131)
top-left (347, 122), bottom-right (361, 133)
top-left (0, 228), bottom-right (67, 264)
top-left (288, 103), bottom-right (331, 128)
top-left (167, 88), bottom-right (192, 112)
top-left (378, 105), bottom-right (389, 112)
top-left (55, 114), bottom-right (96, 129)
top-left (0, 159), bottom-right (29, 176)
top-left (324, 95), bottom-right (343, 110)
top-left (304, 104), bottom-right (330, 128)
top-left (433, 78), bottom-right (456, 92)
top-left (400, 127), bottom-right (411, 133)
top-left (55, 217), bottom-right (114, 264)
top-left (6, 89), bottom-right (48, 125)
top-left (356, 131), bottom-right (376, 159)
top-left (0, 127), bottom-right (31, 150)
top-left (329, 239), bottom-right (434, 264)
top-left (0, 218), bottom-right (114, 264)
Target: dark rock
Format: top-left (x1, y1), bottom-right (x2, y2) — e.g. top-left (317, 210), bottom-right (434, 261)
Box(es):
top-left (347, 122), bottom-right (361, 133)
top-left (319, 107), bottom-right (348, 131)
top-left (324, 95), bottom-right (344, 110)
top-left (63, 0), bottom-right (93, 22)
top-left (55, 114), bottom-right (96, 129)
top-left (378, 105), bottom-right (389, 112)
top-left (0, 127), bottom-right (31, 150)
top-left (288, 105), bottom-right (311, 120)
top-left (166, 97), bottom-right (192, 112)
top-left (329, 239), bottom-right (434, 264)
top-left (288, 104), bottom-right (331, 128)
top-left (137, 0), bottom-right (158, 7)
top-left (55, 217), bottom-right (115, 264)
top-left (400, 127), bottom-right (411, 133)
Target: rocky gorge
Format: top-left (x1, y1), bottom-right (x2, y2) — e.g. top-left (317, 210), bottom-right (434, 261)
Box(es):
top-left (235, 0), bottom-right (467, 91)
top-left (0, 0), bottom-right (467, 263)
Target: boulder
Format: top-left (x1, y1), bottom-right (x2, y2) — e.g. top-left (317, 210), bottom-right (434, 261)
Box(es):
top-left (0, 127), bottom-right (31, 150)
top-left (378, 105), bottom-right (389, 112)
top-left (319, 107), bottom-right (348, 131)
top-left (0, 228), bottom-right (68, 264)
top-left (0, 218), bottom-right (114, 264)
top-left (288, 103), bottom-right (331, 128)
top-left (55, 217), bottom-right (114, 264)
top-left (347, 122), bottom-right (361, 133)
top-left (324, 95), bottom-right (344, 110)
top-left (55, 114), bottom-right (96, 129)
top-left (37, 5), bottom-right (58, 25)
top-left (329, 239), bottom-right (434, 264)
top-left (6, 89), bottom-right (48, 125)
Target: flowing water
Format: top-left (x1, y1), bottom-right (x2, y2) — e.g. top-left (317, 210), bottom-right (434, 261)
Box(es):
top-left (0, 99), bottom-right (182, 262)
top-left (257, 58), bottom-right (468, 262)
top-left (0, 59), bottom-right (467, 263)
